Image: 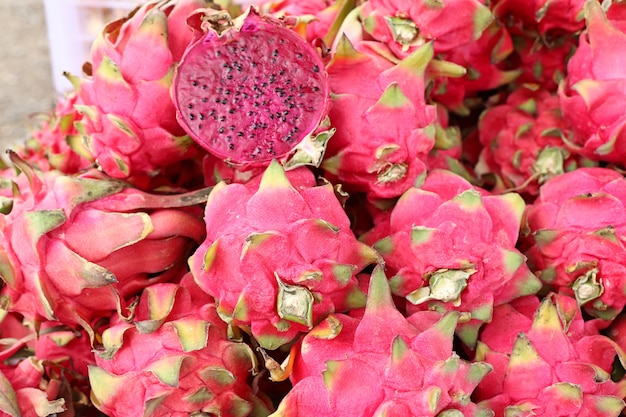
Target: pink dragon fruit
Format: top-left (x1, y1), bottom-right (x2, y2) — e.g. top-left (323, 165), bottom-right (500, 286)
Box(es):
top-left (321, 36), bottom-right (437, 201)
top-left (473, 293), bottom-right (626, 416)
top-left (270, 266), bottom-right (493, 416)
top-left (251, 0), bottom-right (346, 45)
top-left (89, 278), bottom-right (273, 416)
top-left (491, 0), bottom-right (586, 34)
top-left (67, 0), bottom-right (206, 180)
top-left (188, 161), bottom-right (380, 350)
top-left (358, 0), bottom-right (494, 59)
top-left (0, 357), bottom-right (66, 417)
top-left (522, 167), bottom-right (626, 320)
top-left (173, 6), bottom-right (333, 170)
top-left (506, 32), bottom-right (578, 91)
top-left (16, 92), bottom-right (93, 174)
top-left (475, 85), bottom-right (588, 197)
top-left (0, 153), bottom-right (207, 340)
top-left (370, 169), bottom-right (541, 348)
top-left (428, 20), bottom-right (521, 115)
top-left (558, 0), bottom-right (626, 164)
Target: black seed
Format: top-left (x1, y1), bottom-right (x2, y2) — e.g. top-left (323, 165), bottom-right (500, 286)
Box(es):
top-left (199, 113), bottom-right (205, 120)
top-left (219, 116), bottom-right (226, 122)
top-left (221, 98), bottom-right (228, 104)
top-left (279, 39), bottom-right (285, 44)
top-left (225, 89), bottom-right (231, 95)
top-left (223, 63), bottom-right (229, 68)
top-left (269, 74), bottom-right (276, 83)
top-left (283, 110), bottom-right (289, 115)
top-left (249, 133), bottom-right (256, 139)
top-left (198, 124), bottom-right (202, 129)
top-left (192, 81), bottom-right (198, 86)
top-left (202, 84), bottom-right (207, 90)
top-left (226, 135), bottom-right (232, 142)
top-left (209, 109), bottom-right (216, 116)
top-left (247, 111), bottom-right (254, 116)
top-left (241, 46), bottom-right (247, 51)
top-left (279, 69), bottom-right (285, 75)
top-left (313, 86), bottom-right (320, 92)
top-left (281, 116), bottom-right (286, 122)
top-left (219, 127), bottom-right (225, 133)
top-left (229, 143), bottom-right (235, 149)
top-left (312, 65), bottom-right (320, 73)
top-left (272, 49), bottom-right (279, 57)
top-left (226, 75), bottom-right (233, 80)
top-left (187, 103), bottom-right (193, 109)
top-left (229, 125), bottom-right (235, 130)
top-left (189, 114), bottom-right (195, 120)
top-left (261, 82), bottom-right (268, 88)
top-left (201, 98), bottom-right (208, 103)
top-left (215, 98), bottom-right (221, 103)
top-left (296, 53), bottom-right (303, 59)
top-left (229, 108), bottom-right (235, 114)
top-left (237, 131), bottom-right (244, 137)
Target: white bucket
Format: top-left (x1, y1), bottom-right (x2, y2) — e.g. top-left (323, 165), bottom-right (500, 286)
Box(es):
top-left (43, 0), bottom-right (143, 93)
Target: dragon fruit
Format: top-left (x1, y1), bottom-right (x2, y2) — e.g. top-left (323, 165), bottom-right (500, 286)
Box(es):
top-left (0, 357), bottom-right (66, 417)
top-left (559, 0), bottom-right (626, 164)
top-left (475, 86), bottom-right (587, 197)
top-left (474, 293), bottom-right (626, 416)
top-left (16, 92), bottom-right (93, 174)
top-left (66, 0), bottom-right (206, 181)
top-left (522, 167), bottom-right (626, 320)
top-left (0, 153), bottom-right (208, 340)
top-left (491, 0), bottom-right (586, 34)
top-left (188, 161), bottom-right (380, 350)
top-left (428, 19), bottom-right (520, 116)
top-left (370, 169), bottom-right (541, 348)
top-left (271, 266), bottom-right (493, 416)
top-left (357, 0), bottom-right (494, 59)
top-left (89, 278), bottom-right (273, 416)
top-left (173, 6), bottom-right (333, 170)
top-left (321, 35), bottom-right (437, 201)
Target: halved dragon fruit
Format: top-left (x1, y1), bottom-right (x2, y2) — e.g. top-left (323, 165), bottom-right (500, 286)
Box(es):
top-left (173, 6), bottom-right (333, 169)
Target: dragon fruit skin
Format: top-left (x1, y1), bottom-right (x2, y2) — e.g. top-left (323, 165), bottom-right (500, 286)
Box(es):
top-left (474, 293), bottom-right (626, 416)
top-left (428, 20), bottom-right (521, 116)
top-left (491, 0), bottom-right (585, 34)
top-left (0, 357), bottom-right (67, 417)
top-left (173, 6), bottom-right (333, 170)
top-left (358, 0), bottom-right (494, 59)
top-left (558, 0), bottom-right (626, 164)
top-left (522, 167), bottom-right (626, 320)
top-left (89, 279), bottom-right (273, 417)
top-left (0, 156), bottom-right (207, 339)
top-left (475, 86), bottom-right (585, 197)
top-left (371, 169), bottom-right (541, 348)
top-left (271, 266), bottom-right (493, 417)
top-left (67, 0), bottom-right (206, 180)
top-left (16, 92), bottom-right (93, 175)
top-left (321, 36), bottom-right (437, 201)
top-left (188, 161), bottom-right (380, 350)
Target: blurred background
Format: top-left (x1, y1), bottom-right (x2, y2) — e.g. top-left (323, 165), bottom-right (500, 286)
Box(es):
top-left (0, 0), bottom-right (141, 152)
top-left (0, 0), bottom-right (56, 151)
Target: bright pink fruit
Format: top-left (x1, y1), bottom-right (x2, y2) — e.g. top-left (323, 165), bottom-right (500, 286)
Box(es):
top-left (188, 161), bottom-right (380, 350)
top-left (173, 6), bottom-right (332, 169)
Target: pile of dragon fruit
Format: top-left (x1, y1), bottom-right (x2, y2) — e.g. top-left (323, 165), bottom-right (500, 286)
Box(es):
top-left (4, 0), bottom-right (626, 415)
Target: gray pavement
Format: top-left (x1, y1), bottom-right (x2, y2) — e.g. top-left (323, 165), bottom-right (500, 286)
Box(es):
top-left (0, 0), bottom-right (56, 151)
